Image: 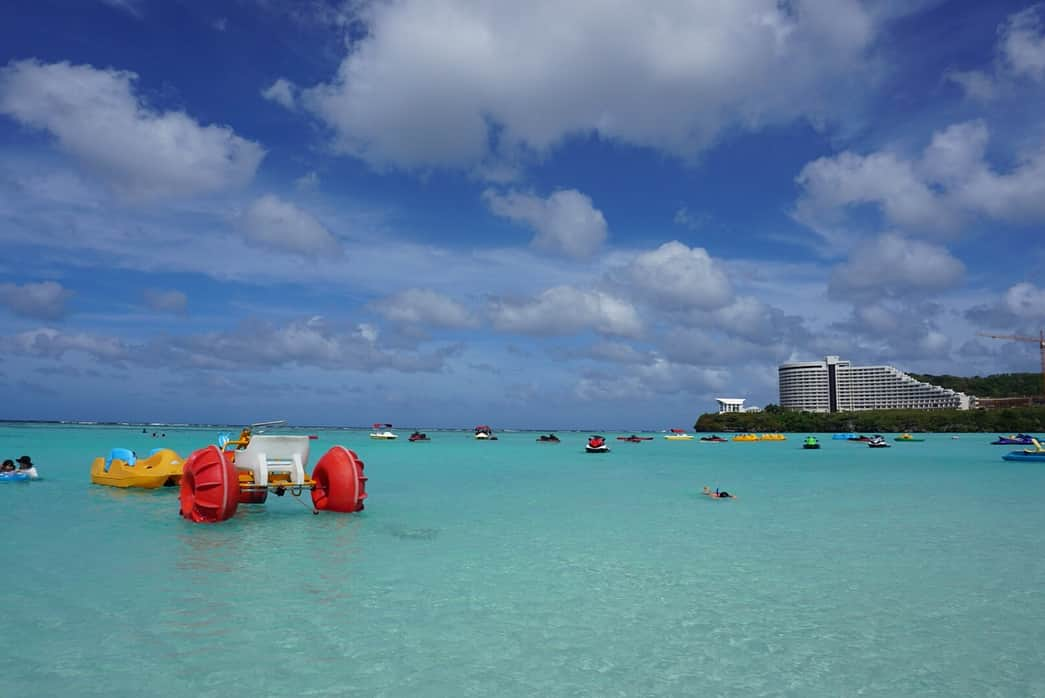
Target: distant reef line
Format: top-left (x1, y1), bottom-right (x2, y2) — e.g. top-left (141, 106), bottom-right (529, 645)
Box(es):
top-left (694, 406), bottom-right (1045, 433)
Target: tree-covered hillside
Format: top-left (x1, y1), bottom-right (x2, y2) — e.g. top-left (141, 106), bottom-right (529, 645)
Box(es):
top-left (907, 372), bottom-right (1043, 397)
top-left (694, 405), bottom-right (1045, 433)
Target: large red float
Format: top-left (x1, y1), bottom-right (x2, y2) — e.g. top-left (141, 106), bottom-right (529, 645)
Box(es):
top-left (179, 445), bottom-right (240, 523)
top-left (311, 446), bottom-right (368, 513)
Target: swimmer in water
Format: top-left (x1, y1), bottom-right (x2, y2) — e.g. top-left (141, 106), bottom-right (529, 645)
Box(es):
top-left (702, 485), bottom-right (736, 499)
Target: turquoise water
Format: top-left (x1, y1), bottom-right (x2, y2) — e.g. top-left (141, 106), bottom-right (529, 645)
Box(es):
top-left (2, 424), bottom-right (1044, 697)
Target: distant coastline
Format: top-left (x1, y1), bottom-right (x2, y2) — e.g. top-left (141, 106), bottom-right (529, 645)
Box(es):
top-left (695, 406), bottom-right (1045, 433)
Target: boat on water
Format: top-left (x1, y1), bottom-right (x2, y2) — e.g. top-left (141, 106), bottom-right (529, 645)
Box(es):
top-left (90, 447), bottom-right (183, 488)
top-left (699, 435), bottom-right (728, 443)
top-left (832, 433), bottom-right (857, 440)
top-left (1002, 438), bottom-right (1045, 462)
top-left (849, 435), bottom-right (873, 442)
top-left (759, 433), bottom-right (786, 441)
top-left (992, 433), bottom-right (1037, 445)
top-left (617, 435), bottom-right (653, 442)
top-left (868, 435), bottom-right (891, 448)
top-left (369, 423), bottom-right (398, 440)
top-left (474, 425), bottom-right (498, 440)
top-left (537, 434), bottom-right (560, 443)
top-left (802, 436), bottom-right (820, 450)
top-left (408, 431), bottom-right (430, 442)
top-left (732, 433), bottom-right (759, 442)
top-left (664, 429), bottom-right (694, 441)
top-left (894, 433), bottom-right (925, 442)
top-left (585, 435), bottom-right (610, 453)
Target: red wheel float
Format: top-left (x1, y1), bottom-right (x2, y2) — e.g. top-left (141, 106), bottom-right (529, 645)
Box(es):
top-left (311, 446), bottom-right (367, 513)
top-left (179, 445), bottom-right (240, 523)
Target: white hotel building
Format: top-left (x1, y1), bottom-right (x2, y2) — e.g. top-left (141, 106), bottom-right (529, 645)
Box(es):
top-left (778, 356), bottom-right (973, 412)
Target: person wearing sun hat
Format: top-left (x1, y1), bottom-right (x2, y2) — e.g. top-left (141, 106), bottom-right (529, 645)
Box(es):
top-left (15, 456), bottom-right (39, 479)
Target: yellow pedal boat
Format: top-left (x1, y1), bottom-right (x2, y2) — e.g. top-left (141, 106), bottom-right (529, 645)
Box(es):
top-left (90, 447), bottom-right (184, 488)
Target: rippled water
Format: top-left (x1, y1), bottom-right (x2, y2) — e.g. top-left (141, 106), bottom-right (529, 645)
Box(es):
top-left (1, 424), bottom-right (1043, 696)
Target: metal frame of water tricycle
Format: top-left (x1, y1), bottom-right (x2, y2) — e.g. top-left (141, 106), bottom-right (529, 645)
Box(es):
top-left (179, 422), bottom-right (367, 523)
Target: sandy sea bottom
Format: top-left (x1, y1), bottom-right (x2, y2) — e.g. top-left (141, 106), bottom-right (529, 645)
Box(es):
top-left (1, 424), bottom-right (1044, 697)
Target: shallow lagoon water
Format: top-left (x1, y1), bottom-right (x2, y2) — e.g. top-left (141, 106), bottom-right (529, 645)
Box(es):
top-left (1, 424), bottom-right (1044, 697)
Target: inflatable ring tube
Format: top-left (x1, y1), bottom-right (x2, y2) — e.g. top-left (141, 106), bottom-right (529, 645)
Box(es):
top-left (311, 446), bottom-right (367, 513)
top-left (179, 445), bottom-right (239, 523)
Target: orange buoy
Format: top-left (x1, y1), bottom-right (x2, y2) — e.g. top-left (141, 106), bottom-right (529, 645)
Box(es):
top-left (179, 445), bottom-right (239, 523)
top-left (311, 446), bottom-right (367, 513)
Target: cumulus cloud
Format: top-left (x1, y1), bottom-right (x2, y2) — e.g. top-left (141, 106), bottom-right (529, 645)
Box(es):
top-left (372, 288), bottom-right (478, 329)
top-left (484, 188), bottom-right (608, 259)
top-left (828, 233), bottom-right (965, 300)
top-left (291, 0), bottom-right (876, 170)
top-left (0, 281), bottom-right (73, 320)
top-left (1000, 4), bottom-right (1045, 81)
top-left (620, 241), bottom-right (732, 311)
top-left (2, 317), bottom-right (460, 374)
top-left (947, 5), bottom-right (1045, 100)
top-left (488, 286), bottom-right (642, 337)
top-left (0, 60), bottom-right (264, 200)
top-left (155, 316), bottom-right (456, 372)
top-left (965, 281), bottom-right (1045, 327)
top-left (11, 327), bottom-right (129, 362)
top-left (574, 357), bottom-right (728, 401)
top-left (795, 120), bottom-right (1045, 241)
top-left (143, 288), bottom-right (188, 315)
top-left (240, 195), bottom-right (341, 256)
top-left (261, 78), bottom-right (297, 109)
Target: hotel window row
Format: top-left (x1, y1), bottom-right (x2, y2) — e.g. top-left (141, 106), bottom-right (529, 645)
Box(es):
top-left (778, 356), bottom-right (972, 412)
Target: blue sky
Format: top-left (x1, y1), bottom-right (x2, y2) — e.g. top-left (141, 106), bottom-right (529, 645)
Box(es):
top-left (2, 0), bottom-right (1045, 428)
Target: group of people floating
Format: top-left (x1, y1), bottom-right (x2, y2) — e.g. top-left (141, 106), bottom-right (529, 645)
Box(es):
top-left (1, 455), bottom-right (38, 479)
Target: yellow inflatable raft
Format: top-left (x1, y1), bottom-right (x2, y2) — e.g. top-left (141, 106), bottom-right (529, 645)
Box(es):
top-left (90, 447), bottom-right (183, 488)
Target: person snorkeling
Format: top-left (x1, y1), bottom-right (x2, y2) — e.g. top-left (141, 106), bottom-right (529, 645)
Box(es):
top-left (702, 485), bottom-right (736, 499)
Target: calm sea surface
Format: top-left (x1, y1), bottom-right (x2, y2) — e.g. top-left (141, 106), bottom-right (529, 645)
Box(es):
top-left (1, 423), bottom-right (1043, 697)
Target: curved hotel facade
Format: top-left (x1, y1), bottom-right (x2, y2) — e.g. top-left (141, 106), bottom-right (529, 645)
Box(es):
top-left (779, 355), bottom-right (973, 412)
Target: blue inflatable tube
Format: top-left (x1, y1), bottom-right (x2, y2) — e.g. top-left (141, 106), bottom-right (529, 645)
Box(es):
top-left (0, 471), bottom-right (30, 483)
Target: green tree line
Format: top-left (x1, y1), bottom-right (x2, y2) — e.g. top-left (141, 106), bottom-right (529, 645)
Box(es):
top-left (694, 405), bottom-right (1045, 433)
top-left (906, 372), bottom-right (1043, 397)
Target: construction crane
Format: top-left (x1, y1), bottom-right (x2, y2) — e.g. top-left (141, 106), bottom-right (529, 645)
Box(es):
top-left (978, 330), bottom-right (1045, 395)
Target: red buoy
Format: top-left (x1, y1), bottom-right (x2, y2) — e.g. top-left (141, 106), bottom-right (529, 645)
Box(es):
top-left (179, 445), bottom-right (239, 523)
top-left (311, 446), bottom-right (367, 513)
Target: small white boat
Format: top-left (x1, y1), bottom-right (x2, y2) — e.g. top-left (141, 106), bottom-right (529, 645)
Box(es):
top-left (664, 428), bottom-right (694, 441)
top-left (369, 422), bottom-right (398, 440)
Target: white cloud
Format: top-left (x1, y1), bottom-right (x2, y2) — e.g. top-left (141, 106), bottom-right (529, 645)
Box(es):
top-left (947, 5), bottom-right (1045, 100)
top-left (795, 120), bottom-right (1045, 240)
top-left (293, 0), bottom-right (876, 170)
top-left (1003, 281), bottom-right (1045, 318)
top-left (12, 327), bottom-right (129, 361)
top-left (945, 69), bottom-right (996, 101)
top-left (0, 281), bottom-right (73, 320)
top-left (295, 171), bottom-right (320, 190)
top-left (0, 60), bottom-right (264, 200)
top-left (484, 188), bottom-right (608, 258)
top-left (828, 233), bottom-right (965, 300)
top-left (489, 286), bottom-right (642, 337)
top-left (143, 288), bottom-right (188, 315)
top-left (373, 289), bottom-right (478, 329)
top-left (240, 194), bottom-right (341, 257)
top-left (621, 241), bottom-right (732, 310)
top-left (261, 78), bottom-right (297, 109)
top-left (100, 0), bottom-right (143, 18)
top-left (1000, 4), bottom-right (1045, 81)
top-left (155, 316), bottom-right (456, 372)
